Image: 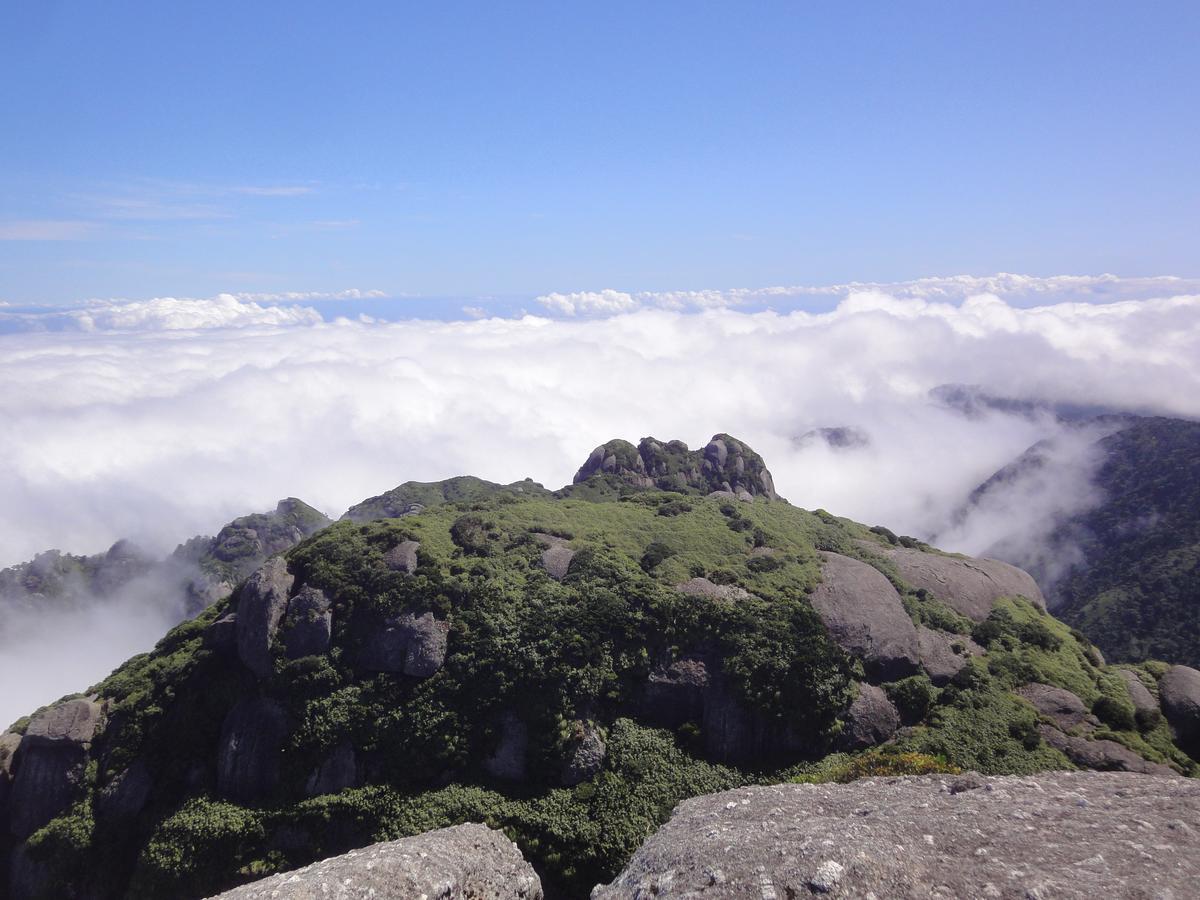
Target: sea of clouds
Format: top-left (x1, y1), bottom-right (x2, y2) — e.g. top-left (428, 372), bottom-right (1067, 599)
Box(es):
top-left (2, 274), bottom-right (1199, 725)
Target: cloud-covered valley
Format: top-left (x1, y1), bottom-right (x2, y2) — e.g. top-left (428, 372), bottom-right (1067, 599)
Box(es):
top-left (2, 275), bottom-right (1199, 724)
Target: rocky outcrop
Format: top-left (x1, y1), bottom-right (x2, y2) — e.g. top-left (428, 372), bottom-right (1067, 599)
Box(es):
top-left (0, 732), bottom-right (20, 822)
top-left (1117, 667), bottom-right (1159, 716)
top-left (561, 721), bottom-right (606, 786)
top-left (1017, 682), bottom-right (1094, 732)
top-left (674, 577), bottom-right (752, 603)
top-left (96, 758), bottom-right (154, 823)
top-left (1038, 726), bottom-right (1176, 776)
top-left (915, 624), bottom-right (975, 684)
top-left (809, 552), bottom-right (920, 680)
top-left (572, 434), bottom-right (779, 500)
top-left (281, 585), bottom-right (332, 659)
top-left (839, 683), bottom-right (900, 750)
top-left (211, 823), bottom-right (543, 899)
top-left (235, 557), bottom-right (295, 678)
top-left (382, 539), bottom-right (420, 574)
top-left (1160, 664), bottom-right (1200, 753)
top-left (862, 541), bottom-right (1046, 620)
top-left (483, 714), bottom-right (528, 781)
top-left (529, 533), bottom-right (575, 581)
top-left (592, 773), bottom-right (1200, 899)
top-left (217, 697), bottom-right (288, 802)
top-left (642, 657), bottom-right (709, 728)
top-left (305, 740), bottom-right (357, 797)
top-left (7, 698), bottom-right (101, 838)
top-left (358, 611), bottom-right (450, 677)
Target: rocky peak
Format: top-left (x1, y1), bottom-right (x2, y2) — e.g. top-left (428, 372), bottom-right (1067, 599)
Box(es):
top-left (572, 433), bottom-right (779, 499)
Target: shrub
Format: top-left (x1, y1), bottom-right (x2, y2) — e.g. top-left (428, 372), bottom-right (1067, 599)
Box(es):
top-left (885, 675), bottom-right (937, 725)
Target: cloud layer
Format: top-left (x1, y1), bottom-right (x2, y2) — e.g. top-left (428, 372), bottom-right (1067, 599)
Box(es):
top-left (2, 276), bottom-right (1199, 723)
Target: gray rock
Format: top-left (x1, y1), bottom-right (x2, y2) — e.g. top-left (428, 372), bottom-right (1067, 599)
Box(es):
top-left (915, 624), bottom-right (970, 685)
top-left (1160, 664), bottom-right (1200, 752)
top-left (235, 557), bottom-right (294, 678)
top-left (531, 533), bottom-right (574, 580)
top-left (1017, 683), bottom-right (1093, 732)
top-left (860, 542), bottom-right (1046, 621)
top-left (0, 733), bottom-right (19, 825)
top-left (643, 658), bottom-right (709, 728)
top-left (205, 611), bottom-right (239, 654)
top-left (7, 699), bottom-right (101, 838)
top-left (1038, 726), bottom-right (1177, 776)
top-left (1117, 668), bottom-right (1159, 716)
top-left (401, 612), bottom-right (450, 677)
top-left (592, 773), bottom-right (1200, 899)
top-left (674, 577), bottom-right (752, 603)
top-left (839, 683), bottom-right (900, 750)
top-left (281, 585), bottom-right (332, 659)
top-left (483, 714), bottom-right (528, 781)
top-left (305, 740), bottom-right (357, 797)
top-left (7, 841), bottom-right (49, 900)
top-left (383, 540), bottom-right (420, 574)
top-left (809, 552), bottom-right (920, 680)
top-left (96, 758), bottom-right (153, 823)
top-left (23, 697), bottom-right (101, 747)
top-left (210, 823), bottom-right (543, 899)
top-left (217, 697), bottom-right (288, 802)
top-left (358, 611), bottom-right (450, 677)
top-left (562, 722), bottom-right (606, 786)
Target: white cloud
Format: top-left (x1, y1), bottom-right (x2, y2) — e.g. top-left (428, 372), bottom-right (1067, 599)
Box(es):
top-left (3, 277), bottom-right (1200, 723)
top-left (0, 220), bottom-right (99, 240)
top-left (537, 289), bottom-right (639, 316)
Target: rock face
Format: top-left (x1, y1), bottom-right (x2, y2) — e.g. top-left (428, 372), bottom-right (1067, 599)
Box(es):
top-left (1017, 682), bottom-right (1093, 731)
top-left (674, 577), bottom-right (752, 603)
top-left (358, 611), bottom-right (450, 677)
top-left (531, 533), bottom-right (575, 580)
top-left (863, 542), bottom-right (1046, 621)
top-left (235, 557), bottom-right (295, 678)
top-left (915, 624), bottom-right (976, 685)
top-left (217, 697), bottom-right (288, 802)
top-left (7, 698), bottom-right (101, 838)
top-left (1038, 726), bottom-right (1176, 776)
top-left (572, 434), bottom-right (779, 500)
top-left (281, 585), bottom-right (332, 659)
top-left (305, 740), bottom-right (357, 798)
top-left (211, 823), bottom-right (543, 899)
top-left (839, 683), bottom-right (900, 750)
top-left (592, 773), bottom-right (1200, 899)
top-left (1117, 667), bottom-right (1159, 716)
top-left (483, 714), bottom-right (528, 781)
top-left (808, 552), bottom-right (920, 680)
top-left (383, 539), bottom-right (420, 574)
top-left (1160, 664), bottom-right (1200, 753)
top-left (561, 722), bottom-right (606, 786)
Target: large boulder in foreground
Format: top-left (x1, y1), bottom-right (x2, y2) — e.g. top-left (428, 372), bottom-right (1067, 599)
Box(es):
top-left (211, 822), bottom-right (543, 899)
top-left (7, 698), bottom-right (101, 838)
top-left (809, 551), bottom-right (920, 680)
top-left (861, 541), bottom-right (1046, 621)
top-left (592, 773), bottom-right (1200, 899)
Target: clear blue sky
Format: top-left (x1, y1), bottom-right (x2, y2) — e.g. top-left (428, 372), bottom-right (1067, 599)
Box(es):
top-left (1, 1), bottom-right (1197, 305)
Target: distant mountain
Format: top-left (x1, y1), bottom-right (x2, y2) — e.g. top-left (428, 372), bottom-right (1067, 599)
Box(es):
top-left (343, 475), bottom-right (551, 523)
top-left (2, 433), bottom-right (1194, 899)
top-left (953, 416), bottom-right (1200, 666)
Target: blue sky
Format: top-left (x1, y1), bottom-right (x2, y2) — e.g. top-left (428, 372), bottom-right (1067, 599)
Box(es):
top-left (1, 1), bottom-right (1197, 306)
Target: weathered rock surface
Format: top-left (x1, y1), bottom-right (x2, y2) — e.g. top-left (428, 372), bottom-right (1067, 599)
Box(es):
top-left (483, 714), bottom-right (528, 781)
top-left (572, 434), bottom-right (779, 500)
top-left (383, 539), bottom-right (420, 574)
top-left (211, 823), bottom-right (543, 899)
top-left (235, 557), bottom-right (295, 678)
top-left (561, 721), bottom-right (607, 786)
top-left (915, 624), bottom-right (973, 684)
top-left (217, 696), bottom-right (288, 802)
top-left (96, 758), bottom-right (154, 823)
top-left (1038, 725), bottom-right (1177, 776)
top-left (861, 541), bottom-right (1046, 620)
top-left (839, 683), bottom-right (900, 750)
top-left (809, 552), bottom-right (920, 680)
top-left (592, 773), bottom-right (1200, 899)
top-left (7, 699), bottom-right (101, 837)
top-left (1017, 682), bottom-right (1094, 732)
top-left (305, 740), bottom-right (357, 797)
top-left (281, 585), bottom-right (332, 659)
top-left (1117, 667), bottom-right (1159, 716)
top-left (674, 577), bottom-right (752, 603)
top-left (357, 611), bottom-right (450, 677)
top-left (1160, 664), bottom-right (1200, 752)
top-left (0, 732), bottom-right (20, 820)
top-left (642, 657), bottom-right (709, 728)
top-left (531, 533), bottom-right (575, 580)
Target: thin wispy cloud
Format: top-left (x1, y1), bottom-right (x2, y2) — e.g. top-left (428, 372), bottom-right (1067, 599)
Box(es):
top-left (232, 185), bottom-right (315, 197)
top-left (0, 219), bottom-right (99, 240)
